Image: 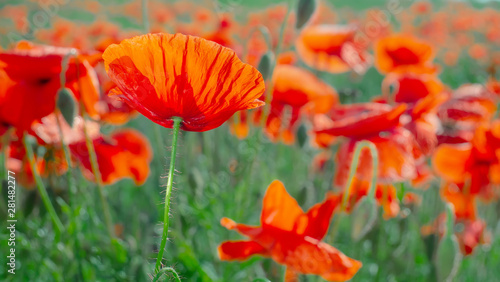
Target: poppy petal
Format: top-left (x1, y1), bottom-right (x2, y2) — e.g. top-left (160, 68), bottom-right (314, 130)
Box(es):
top-left (218, 240), bottom-right (268, 261)
top-left (103, 33), bottom-right (265, 132)
top-left (432, 144), bottom-right (471, 183)
top-left (261, 180), bottom-right (304, 231)
top-left (293, 194), bottom-right (341, 240)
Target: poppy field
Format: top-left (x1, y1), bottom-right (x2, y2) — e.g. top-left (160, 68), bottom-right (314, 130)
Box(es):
top-left (1, 0), bottom-right (500, 281)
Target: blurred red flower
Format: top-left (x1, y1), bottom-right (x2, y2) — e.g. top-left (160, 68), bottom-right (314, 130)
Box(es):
top-left (218, 180), bottom-right (361, 281)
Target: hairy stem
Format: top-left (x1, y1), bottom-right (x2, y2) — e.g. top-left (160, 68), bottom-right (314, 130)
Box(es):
top-left (154, 117), bottom-right (182, 274)
top-left (152, 267), bottom-right (181, 282)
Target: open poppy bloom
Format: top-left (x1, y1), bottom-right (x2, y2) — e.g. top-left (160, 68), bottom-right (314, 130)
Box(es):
top-left (0, 41), bottom-right (100, 132)
top-left (218, 180), bottom-right (361, 281)
top-left (296, 24), bottom-right (372, 74)
top-left (436, 84), bottom-right (497, 145)
top-left (316, 103), bottom-right (417, 217)
top-left (70, 129), bottom-right (152, 186)
top-left (433, 120), bottom-right (500, 200)
top-left (383, 74), bottom-right (446, 155)
top-left (266, 65), bottom-right (338, 144)
top-left (102, 33), bottom-right (265, 132)
top-left (375, 34), bottom-right (437, 74)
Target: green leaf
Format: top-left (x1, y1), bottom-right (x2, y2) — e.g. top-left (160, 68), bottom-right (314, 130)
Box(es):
top-left (56, 88), bottom-right (77, 127)
top-left (296, 0), bottom-right (317, 29)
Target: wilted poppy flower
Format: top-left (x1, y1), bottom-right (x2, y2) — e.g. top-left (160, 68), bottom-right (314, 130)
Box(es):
top-left (296, 25), bottom-right (372, 74)
top-left (433, 120), bottom-right (500, 200)
top-left (102, 33), bottom-right (265, 132)
top-left (70, 129), bottom-right (152, 186)
top-left (375, 34), bottom-right (437, 74)
top-left (266, 65), bottom-right (338, 144)
top-left (218, 180), bottom-right (362, 281)
top-left (0, 41), bottom-right (99, 132)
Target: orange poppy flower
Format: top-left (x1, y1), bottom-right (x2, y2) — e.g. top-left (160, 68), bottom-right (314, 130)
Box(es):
top-left (70, 129), bottom-right (152, 185)
top-left (266, 65), bottom-right (338, 144)
top-left (218, 180), bottom-right (362, 281)
top-left (102, 33), bottom-right (265, 132)
top-left (316, 103), bottom-right (407, 138)
top-left (296, 25), bottom-right (372, 74)
top-left (375, 34), bottom-right (437, 74)
top-left (383, 74), bottom-right (446, 154)
top-left (433, 120), bottom-right (500, 200)
top-left (0, 41), bottom-right (99, 132)
top-left (438, 84), bottom-right (496, 124)
top-left (436, 84), bottom-right (497, 145)
top-left (333, 127), bottom-right (416, 186)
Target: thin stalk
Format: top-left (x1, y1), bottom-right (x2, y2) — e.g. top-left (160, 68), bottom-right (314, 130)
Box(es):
top-left (22, 133), bottom-right (64, 235)
top-left (73, 54), bottom-right (114, 238)
top-left (329, 141), bottom-right (378, 242)
top-left (152, 267), bottom-right (181, 282)
top-left (263, 0), bottom-right (294, 122)
top-left (54, 113), bottom-right (84, 279)
top-left (81, 110), bottom-right (114, 238)
top-left (154, 117), bottom-right (182, 274)
top-left (340, 140), bottom-right (378, 211)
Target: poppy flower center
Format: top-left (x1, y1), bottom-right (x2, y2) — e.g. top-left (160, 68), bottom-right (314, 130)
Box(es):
top-left (386, 47), bottom-right (421, 66)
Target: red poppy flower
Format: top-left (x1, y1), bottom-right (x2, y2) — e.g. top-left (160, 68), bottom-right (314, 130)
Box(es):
top-left (218, 180), bottom-right (361, 281)
top-left (383, 74), bottom-right (446, 154)
top-left (70, 129), bottom-right (153, 186)
top-left (0, 41), bottom-right (99, 132)
top-left (102, 33), bottom-right (265, 132)
top-left (433, 120), bottom-right (500, 200)
top-left (316, 103), bottom-right (406, 138)
top-left (266, 65), bottom-right (338, 144)
top-left (375, 34), bottom-right (437, 74)
top-left (296, 25), bottom-right (372, 74)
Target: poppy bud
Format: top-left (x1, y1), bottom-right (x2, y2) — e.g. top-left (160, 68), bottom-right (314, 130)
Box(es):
top-left (257, 51), bottom-right (275, 81)
top-left (351, 197), bottom-right (378, 241)
top-left (296, 124), bottom-right (308, 148)
top-left (436, 204), bottom-right (462, 282)
top-left (296, 0), bottom-right (317, 29)
top-left (56, 87), bottom-right (77, 127)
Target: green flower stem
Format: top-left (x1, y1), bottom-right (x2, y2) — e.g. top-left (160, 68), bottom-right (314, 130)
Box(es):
top-left (152, 267), bottom-right (181, 282)
top-left (330, 140), bottom-right (378, 242)
top-left (81, 110), bottom-right (114, 238)
top-left (263, 0), bottom-right (294, 123)
top-left (22, 133), bottom-right (64, 235)
top-left (154, 117), bottom-right (182, 274)
top-left (340, 140), bottom-right (379, 211)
